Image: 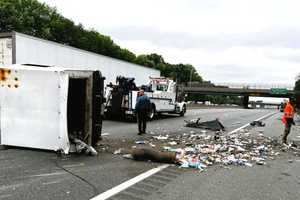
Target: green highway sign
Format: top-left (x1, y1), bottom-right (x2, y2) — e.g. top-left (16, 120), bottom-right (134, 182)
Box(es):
top-left (270, 88), bottom-right (288, 95)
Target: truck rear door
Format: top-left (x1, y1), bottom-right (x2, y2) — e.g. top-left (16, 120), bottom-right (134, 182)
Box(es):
top-left (0, 38), bottom-right (13, 66)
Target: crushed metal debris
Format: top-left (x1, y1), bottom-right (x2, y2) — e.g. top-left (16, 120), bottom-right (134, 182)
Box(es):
top-left (185, 118), bottom-right (225, 131)
top-left (250, 121), bottom-right (266, 127)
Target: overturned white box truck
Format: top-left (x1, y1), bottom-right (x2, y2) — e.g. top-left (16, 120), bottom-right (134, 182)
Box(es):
top-left (0, 64), bottom-right (104, 154)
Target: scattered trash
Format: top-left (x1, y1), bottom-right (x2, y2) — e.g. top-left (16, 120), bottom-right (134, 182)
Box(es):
top-left (168, 141), bottom-right (177, 146)
top-left (185, 118), bottom-right (225, 131)
top-left (135, 140), bottom-right (146, 144)
top-left (102, 133), bottom-right (110, 136)
top-left (118, 127), bottom-right (287, 170)
top-left (72, 139), bottom-right (98, 156)
top-left (153, 135), bottom-right (169, 140)
top-left (113, 148), bottom-right (123, 155)
top-left (250, 121), bottom-right (265, 127)
top-left (149, 143), bottom-right (156, 147)
top-left (113, 119), bottom-right (300, 171)
top-left (256, 159), bottom-right (266, 165)
top-left (232, 121), bottom-right (242, 125)
top-left (123, 154), bottom-right (133, 159)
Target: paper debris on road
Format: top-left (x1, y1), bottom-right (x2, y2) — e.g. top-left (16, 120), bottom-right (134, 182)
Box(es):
top-left (117, 127), bottom-right (289, 171)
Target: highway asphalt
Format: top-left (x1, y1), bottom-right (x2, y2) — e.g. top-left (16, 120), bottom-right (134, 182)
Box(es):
top-left (0, 108), bottom-right (299, 200)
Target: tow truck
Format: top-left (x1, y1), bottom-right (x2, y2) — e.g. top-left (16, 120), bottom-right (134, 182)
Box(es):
top-left (105, 77), bottom-right (187, 119)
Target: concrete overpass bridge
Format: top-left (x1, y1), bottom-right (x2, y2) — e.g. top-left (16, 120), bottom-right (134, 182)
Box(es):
top-left (178, 83), bottom-right (295, 108)
top-left (248, 101), bottom-right (281, 109)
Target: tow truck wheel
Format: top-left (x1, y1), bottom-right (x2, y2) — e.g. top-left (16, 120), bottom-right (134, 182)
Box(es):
top-left (179, 105), bottom-right (186, 116)
top-left (148, 104), bottom-right (156, 120)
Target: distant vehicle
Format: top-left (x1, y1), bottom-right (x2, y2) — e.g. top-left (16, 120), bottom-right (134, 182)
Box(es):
top-left (105, 77), bottom-right (187, 119)
top-left (279, 102), bottom-right (286, 112)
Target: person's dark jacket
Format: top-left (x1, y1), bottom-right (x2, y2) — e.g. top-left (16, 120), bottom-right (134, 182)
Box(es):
top-left (135, 95), bottom-right (151, 112)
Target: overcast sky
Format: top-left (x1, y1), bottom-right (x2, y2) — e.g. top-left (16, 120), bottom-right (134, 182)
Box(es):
top-left (39, 0), bottom-right (299, 86)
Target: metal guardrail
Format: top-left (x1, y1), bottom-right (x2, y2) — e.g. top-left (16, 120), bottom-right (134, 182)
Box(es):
top-left (182, 82), bottom-right (294, 90)
top-left (214, 83), bottom-right (294, 90)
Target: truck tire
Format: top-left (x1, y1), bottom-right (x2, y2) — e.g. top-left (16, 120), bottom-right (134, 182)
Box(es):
top-left (179, 105), bottom-right (186, 117)
top-left (148, 104), bottom-right (156, 120)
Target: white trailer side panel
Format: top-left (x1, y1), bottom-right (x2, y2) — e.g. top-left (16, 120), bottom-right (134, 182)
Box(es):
top-left (0, 67), bottom-right (69, 152)
top-left (0, 38), bottom-right (13, 66)
top-left (14, 33), bottom-right (160, 85)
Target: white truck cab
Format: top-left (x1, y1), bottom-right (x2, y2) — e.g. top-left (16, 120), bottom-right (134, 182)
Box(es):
top-left (105, 77), bottom-right (186, 119)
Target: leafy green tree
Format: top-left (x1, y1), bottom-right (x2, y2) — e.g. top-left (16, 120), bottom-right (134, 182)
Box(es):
top-left (135, 55), bottom-right (155, 68)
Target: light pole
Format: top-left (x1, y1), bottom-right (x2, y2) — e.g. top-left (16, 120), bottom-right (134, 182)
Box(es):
top-left (189, 68), bottom-right (193, 87)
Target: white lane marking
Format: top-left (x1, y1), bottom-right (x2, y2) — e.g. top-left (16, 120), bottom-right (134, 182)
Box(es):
top-left (28, 172), bottom-right (66, 178)
top-left (90, 164), bottom-right (169, 200)
top-left (62, 163), bottom-right (85, 168)
top-left (228, 111), bottom-right (277, 135)
top-left (42, 180), bottom-right (61, 185)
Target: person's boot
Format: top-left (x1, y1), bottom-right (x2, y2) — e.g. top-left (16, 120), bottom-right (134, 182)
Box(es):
top-left (282, 138), bottom-right (287, 145)
top-left (282, 133), bottom-right (288, 144)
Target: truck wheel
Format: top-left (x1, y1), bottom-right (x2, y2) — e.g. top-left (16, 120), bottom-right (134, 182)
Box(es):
top-left (148, 104), bottom-right (156, 120)
top-left (179, 105), bottom-right (186, 117)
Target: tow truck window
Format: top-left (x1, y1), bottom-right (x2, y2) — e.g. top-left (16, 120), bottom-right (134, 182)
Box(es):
top-left (157, 84), bottom-right (168, 91)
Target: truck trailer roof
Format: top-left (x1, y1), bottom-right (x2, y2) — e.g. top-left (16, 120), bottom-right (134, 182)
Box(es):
top-left (0, 31), bottom-right (160, 86)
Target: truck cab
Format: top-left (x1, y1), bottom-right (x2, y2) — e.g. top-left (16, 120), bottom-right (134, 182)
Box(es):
top-left (105, 77), bottom-right (186, 120)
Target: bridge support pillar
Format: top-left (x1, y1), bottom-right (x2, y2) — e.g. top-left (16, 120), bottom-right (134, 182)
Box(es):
top-left (243, 95), bottom-right (249, 109)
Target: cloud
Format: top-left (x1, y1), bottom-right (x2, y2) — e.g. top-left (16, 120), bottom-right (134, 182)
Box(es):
top-left (107, 26), bottom-right (300, 51)
top-left (200, 64), bottom-right (292, 84)
top-left (38, 0), bottom-right (300, 85)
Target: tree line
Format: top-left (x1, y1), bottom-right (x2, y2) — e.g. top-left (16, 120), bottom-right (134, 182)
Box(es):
top-left (0, 0), bottom-right (202, 83)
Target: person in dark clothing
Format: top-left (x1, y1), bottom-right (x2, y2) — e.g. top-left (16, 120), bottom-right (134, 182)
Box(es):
top-left (135, 90), bottom-right (151, 135)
